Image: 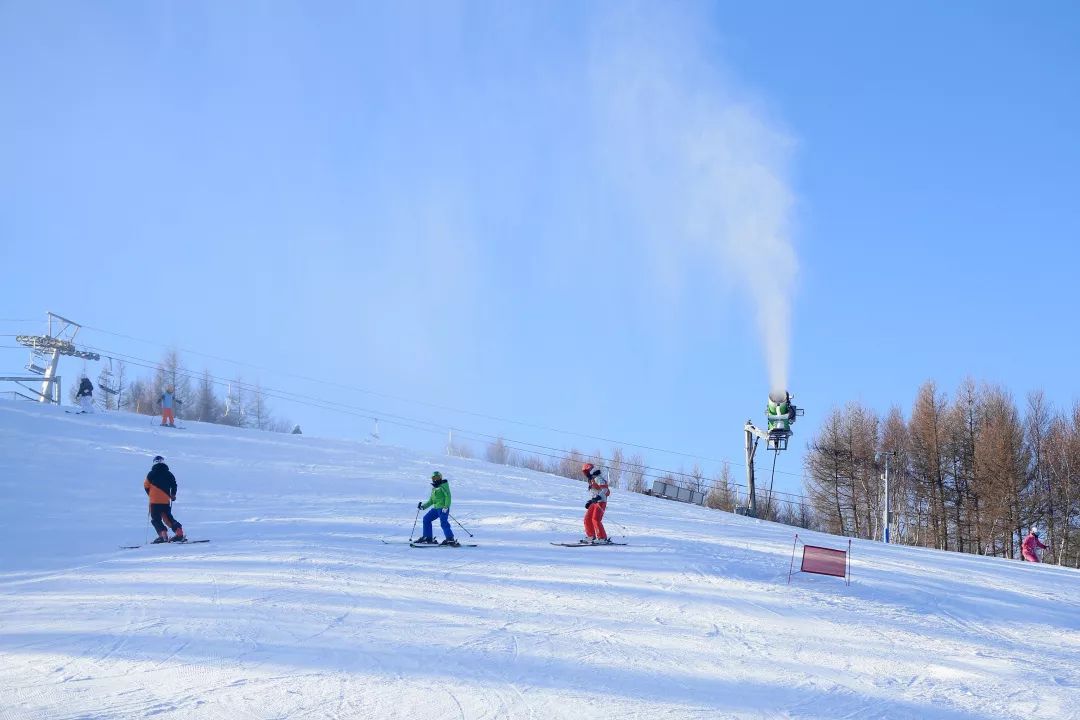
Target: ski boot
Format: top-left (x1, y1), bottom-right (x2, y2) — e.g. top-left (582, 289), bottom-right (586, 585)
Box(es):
top-left (170, 527), bottom-right (186, 543)
top-left (593, 538), bottom-right (613, 545)
top-left (413, 536), bottom-right (436, 544)
top-left (440, 538), bottom-right (460, 547)
top-left (582, 537), bottom-right (596, 544)
top-left (152, 531), bottom-right (169, 544)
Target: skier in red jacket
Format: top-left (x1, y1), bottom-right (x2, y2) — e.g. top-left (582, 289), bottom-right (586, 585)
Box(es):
top-left (1021, 527), bottom-right (1047, 562)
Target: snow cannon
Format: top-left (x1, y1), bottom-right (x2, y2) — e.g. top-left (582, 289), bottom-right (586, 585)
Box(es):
top-left (765, 390), bottom-right (801, 451)
top-left (742, 392), bottom-right (806, 517)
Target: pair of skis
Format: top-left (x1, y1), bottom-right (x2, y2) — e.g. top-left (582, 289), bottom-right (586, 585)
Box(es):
top-left (119, 539), bottom-right (210, 549)
top-left (381, 539), bottom-right (626, 548)
top-left (551, 540), bottom-right (628, 547)
top-left (380, 539), bottom-right (478, 548)
top-left (406, 540), bottom-right (625, 548)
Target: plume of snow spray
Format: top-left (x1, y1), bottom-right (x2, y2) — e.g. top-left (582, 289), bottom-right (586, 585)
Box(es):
top-left (589, 5), bottom-right (797, 393)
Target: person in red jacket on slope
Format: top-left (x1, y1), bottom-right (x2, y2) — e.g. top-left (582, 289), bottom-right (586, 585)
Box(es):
top-left (1021, 527), bottom-right (1047, 562)
top-left (581, 462), bottom-right (612, 544)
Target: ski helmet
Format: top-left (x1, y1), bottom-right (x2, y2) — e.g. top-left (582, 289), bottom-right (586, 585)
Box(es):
top-left (1031, 526), bottom-right (1040, 536)
top-left (582, 462), bottom-right (594, 474)
top-left (152, 455), bottom-right (165, 465)
top-left (431, 471), bottom-right (443, 485)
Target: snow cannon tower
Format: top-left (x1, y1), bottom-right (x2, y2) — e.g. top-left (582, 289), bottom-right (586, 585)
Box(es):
top-left (742, 391), bottom-right (804, 518)
top-left (765, 390), bottom-right (799, 451)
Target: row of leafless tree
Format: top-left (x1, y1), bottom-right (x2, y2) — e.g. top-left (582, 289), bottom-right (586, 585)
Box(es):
top-left (482, 439), bottom-right (649, 492)
top-left (480, 436), bottom-right (817, 528)
top-left (804, 379), bottom-right (1080, 567)
top-left (82, 350), bottom-right (293, 432)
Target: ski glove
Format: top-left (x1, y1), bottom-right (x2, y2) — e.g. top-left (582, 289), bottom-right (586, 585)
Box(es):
top-left (417, 501), bottom-right (423, 509)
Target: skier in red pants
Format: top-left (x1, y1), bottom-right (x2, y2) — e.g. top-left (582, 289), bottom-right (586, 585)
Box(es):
top-left (1022, 527), bottom-right (1047, 562)
top-left (581, 462), bottom-right (612, 544)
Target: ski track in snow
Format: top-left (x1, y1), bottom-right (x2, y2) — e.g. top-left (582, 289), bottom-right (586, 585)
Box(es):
top-left (1, 401), bottom-right (1079, 719)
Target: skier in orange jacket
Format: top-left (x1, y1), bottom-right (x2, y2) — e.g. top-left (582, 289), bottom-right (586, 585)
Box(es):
top-left (144, 455), bottom-right (185, 543)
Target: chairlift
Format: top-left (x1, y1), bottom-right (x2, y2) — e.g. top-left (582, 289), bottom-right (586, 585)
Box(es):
top-left (26, 348), bottom-right (49, 375)
top-left (97, 357), bottom-right (119, 395)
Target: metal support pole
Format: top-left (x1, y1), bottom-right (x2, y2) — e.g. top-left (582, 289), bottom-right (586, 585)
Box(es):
top-left (40, 350), bottom-right (60, 403)
top-left (745, 424), bottom-right (757, 518)
top-left (883, 453), bottom-right (891, 544)
top-left (765, 448), bottom-right (780, 519)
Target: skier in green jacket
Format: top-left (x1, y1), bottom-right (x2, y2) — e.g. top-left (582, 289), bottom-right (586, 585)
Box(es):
top-left (415, 471), bottom-right (458, 546)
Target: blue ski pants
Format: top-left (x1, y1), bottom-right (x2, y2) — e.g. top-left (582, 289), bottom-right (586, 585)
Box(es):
top-left (422, 507), bottom-right (454, 540)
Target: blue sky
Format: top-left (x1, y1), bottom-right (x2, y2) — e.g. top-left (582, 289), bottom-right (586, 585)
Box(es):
top-left (2, 2), bottom-right (1078, 500)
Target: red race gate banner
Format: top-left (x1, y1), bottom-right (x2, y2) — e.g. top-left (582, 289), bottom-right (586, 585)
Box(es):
top-left (788, 534), bottom-right (851, 585)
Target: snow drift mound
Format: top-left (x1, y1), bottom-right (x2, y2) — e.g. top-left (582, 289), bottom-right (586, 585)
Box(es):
top-left (0, 399), bottom-right (1078, 720)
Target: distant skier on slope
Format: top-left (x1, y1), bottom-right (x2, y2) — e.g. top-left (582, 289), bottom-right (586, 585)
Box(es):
top-left (581, 462), bottom-right (612, 544)
top-left (415, 471), bottom-right (458, 546)
top-left (75, 375), bottom-right (95, 414)
top-left (144, 455), bottom-right (185, 543)
top-left (1021, 526), bottom-right (1047, 562)
top-left (158, 386), bottom-right (177, 427)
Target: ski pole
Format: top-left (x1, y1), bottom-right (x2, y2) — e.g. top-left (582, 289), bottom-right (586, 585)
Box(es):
top-left (409, 504), bottom-right (421, 541)
top-left (448, 512), bottom-right (474, 538)
top-left (608, 518), bottom-right (629, 539)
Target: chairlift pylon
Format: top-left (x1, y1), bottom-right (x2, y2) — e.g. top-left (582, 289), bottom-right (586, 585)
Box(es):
top-left (12, 312), bottom-right (101, 403)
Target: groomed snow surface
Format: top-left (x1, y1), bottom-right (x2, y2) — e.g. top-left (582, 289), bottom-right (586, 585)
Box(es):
top-left (1, 401), bottom-right (1077, 720)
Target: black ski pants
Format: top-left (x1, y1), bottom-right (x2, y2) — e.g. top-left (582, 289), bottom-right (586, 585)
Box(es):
top-left (150, 503), bottom-right (182, 533)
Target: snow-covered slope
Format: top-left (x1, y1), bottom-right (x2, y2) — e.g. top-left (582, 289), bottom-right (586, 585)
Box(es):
top-left (0, 400), bottom-right (1077, 720)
